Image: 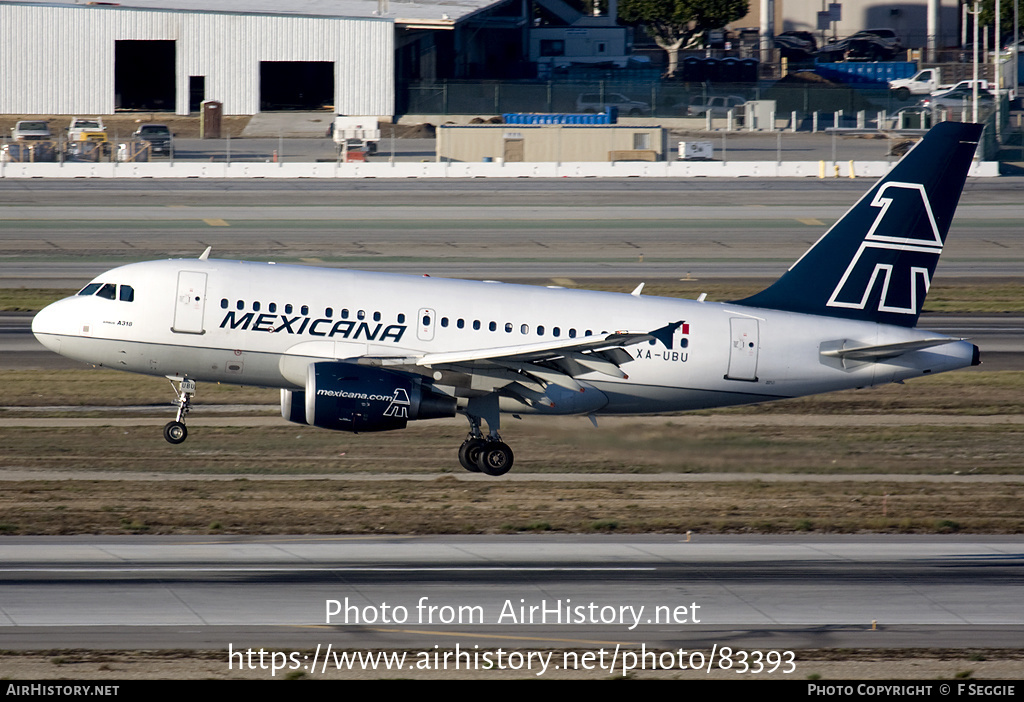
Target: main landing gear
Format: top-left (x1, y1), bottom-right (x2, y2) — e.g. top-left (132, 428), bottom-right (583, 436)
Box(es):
top-left (457, 395), bottom-right (514, 476)
top-left (458, 434), bottom-right (514, 476)
top-left (163, 377), bottom-right (196, 445)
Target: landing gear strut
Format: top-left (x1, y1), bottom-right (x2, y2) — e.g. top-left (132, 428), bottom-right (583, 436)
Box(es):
top-left (458, 396), bottom-right (514, 476)
top-left (164, 377), bottom-right (196, 445)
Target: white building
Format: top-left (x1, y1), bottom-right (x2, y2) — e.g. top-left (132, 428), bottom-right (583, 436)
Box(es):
top-left (0, 0), bottom-right (403, 115)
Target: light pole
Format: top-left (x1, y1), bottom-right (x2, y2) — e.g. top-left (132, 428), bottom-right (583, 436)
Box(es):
top-left (968, 1), bottom-right (980, 123)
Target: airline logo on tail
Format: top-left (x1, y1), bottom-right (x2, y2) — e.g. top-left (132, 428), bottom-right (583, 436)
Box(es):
top-left (826, 181), bottom-right (943, 316)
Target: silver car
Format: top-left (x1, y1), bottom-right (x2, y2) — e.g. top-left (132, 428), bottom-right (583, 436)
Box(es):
top-left (575, 92), bottom-right (650, 116)
top-left (686, 95), bottom-right (745, 117)
top-left (12, 120), bottom-right (51, 141)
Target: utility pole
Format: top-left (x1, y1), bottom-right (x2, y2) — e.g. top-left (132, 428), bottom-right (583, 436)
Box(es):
top-left (968, 1), bottom-right (980, 124)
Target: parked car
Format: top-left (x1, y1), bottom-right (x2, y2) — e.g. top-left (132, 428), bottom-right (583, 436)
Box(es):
top-left (575, 92), bottom-right (650, 116)
top-left (886, 105), bottom-right (932, 130)
top-left (11, 120), bottom-right (51, 141)
top-left (932, 79), bottom-right (990, 96)
top-left (921, 87), bottom-right (994, 114)
top-left (686, 95), bottom-right (745, 117)
top-left (67, 117), bottom-right (107, 143)
top-left (132, 123), bottom-right (173, 155)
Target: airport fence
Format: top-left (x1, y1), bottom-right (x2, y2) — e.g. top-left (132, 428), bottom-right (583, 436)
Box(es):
top-left (398, 71), bottom-right (1002, 121)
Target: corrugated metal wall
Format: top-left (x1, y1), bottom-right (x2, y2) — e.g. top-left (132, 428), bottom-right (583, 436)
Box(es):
top-left (0, 4), bottom-right (394, 115)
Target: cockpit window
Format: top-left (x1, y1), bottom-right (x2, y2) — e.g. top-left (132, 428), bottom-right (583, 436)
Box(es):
top-left (78, 283), bottom-right (102, 296)
top-left (119, 285), bottom-right (134, 302)
top-left (96, 283), bottom-right (117, 300)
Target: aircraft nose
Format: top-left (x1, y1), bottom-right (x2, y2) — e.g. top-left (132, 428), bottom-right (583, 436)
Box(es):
top-left (32, 300), bottom-right (66, 353)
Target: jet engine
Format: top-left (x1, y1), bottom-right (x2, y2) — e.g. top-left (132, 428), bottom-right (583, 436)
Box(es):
top-left (282, 361), bottom-right (456, 433)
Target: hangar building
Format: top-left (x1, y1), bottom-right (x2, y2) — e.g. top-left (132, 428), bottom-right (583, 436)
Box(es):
top-left (1, 0), bottom-right (501, 116)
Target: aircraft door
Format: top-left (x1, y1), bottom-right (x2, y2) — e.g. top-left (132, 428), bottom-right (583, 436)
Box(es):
top-left (172, 271), bottom-right (208, 335)
top-left (417, 308), bottom-right (435, 342)
top-left (726, 317), bottom-right (759, 381)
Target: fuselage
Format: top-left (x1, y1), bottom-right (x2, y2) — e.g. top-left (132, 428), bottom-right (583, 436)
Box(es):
top-left (32, 258), bottom-right (976, 416)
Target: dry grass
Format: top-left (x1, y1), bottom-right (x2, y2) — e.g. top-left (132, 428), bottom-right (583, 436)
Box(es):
top-left (0, 477), bottom-right (1020, 536)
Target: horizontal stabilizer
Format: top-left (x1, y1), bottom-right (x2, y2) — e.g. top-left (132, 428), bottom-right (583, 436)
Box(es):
top-left (820, 337), bottom-right (959, 361)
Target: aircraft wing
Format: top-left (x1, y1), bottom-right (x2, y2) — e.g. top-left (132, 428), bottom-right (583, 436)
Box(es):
top-left (368, 321), bottom-right (685, 398)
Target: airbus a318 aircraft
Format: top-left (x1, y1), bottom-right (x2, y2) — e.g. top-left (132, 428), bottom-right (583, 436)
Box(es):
top-left (32, 122), bottom-right (982, 476)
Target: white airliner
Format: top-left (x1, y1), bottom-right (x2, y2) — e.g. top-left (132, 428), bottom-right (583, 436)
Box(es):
top-left (32, 122), bottom-right (982, 475)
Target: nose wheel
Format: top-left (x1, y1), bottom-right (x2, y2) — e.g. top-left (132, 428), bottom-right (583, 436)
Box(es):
top-left (164, 377), bottom-right (196, 445)
top-left (163, 420), bottom-right (187, 444)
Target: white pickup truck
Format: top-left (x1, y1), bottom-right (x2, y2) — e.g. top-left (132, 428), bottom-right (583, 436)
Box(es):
top-left (67, 117), bottom-right (108, 144)
top-left (889, 69), bottom-right (989, 100)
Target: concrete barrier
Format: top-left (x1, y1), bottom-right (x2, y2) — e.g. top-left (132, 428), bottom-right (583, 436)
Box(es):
top-left (0, 159), bottom-right (1001, 179)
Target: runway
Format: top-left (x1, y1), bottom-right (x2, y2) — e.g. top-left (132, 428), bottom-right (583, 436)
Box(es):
top-left (0, 535), bottom-right (1020, 652)
top-left (0, 179), bottom-right (1021, 284)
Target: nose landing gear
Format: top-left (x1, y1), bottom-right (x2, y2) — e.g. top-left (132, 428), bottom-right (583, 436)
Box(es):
top-left (163, 377), bottom-right (196, 445)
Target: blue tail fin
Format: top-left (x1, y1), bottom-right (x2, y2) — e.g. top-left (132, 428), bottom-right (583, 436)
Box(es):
top-left (734, 122), bottom-right (982, 327)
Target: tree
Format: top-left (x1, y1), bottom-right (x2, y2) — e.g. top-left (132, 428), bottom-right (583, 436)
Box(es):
top-left (976, 0), bottom-right (1023, 39)
top-left (618, 0), bottom-right (749, 76)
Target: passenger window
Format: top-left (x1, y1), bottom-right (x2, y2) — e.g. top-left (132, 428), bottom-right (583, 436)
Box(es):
top-left (569, 329), bottom-right (577, 338)
top-left (373, 311), bottom-right (381, 322)
top-left (301, 305), bottom-right (309, 316)
top-left (504, 322), bottom-right (513, 333)
top-left (521, 324), bottom-right (529, 334)
top-left (358, 310), bottom-right (366, 320)
top-left (537, 325), bottom-right (545, 336)
top-left (119, 285), bottom-right (134, 302)
top-left (473, 320), bottom-right (481, 330)
top-left (441, 317), bottom-right (449, 327)
top-left (285, 304), bottom-right (293, 314)
top-left (422, 314), bottom-right (431, 326)
top-left (220, 298), bottom-right (228, 309)
top-left (397, 313), bottom-right (405, 323)
top-left (78, 283), bottom-right (102, 296)
top-left (342, 309), bottom-right (349, 319)
top-left (269, 303), bottom-right (277, 313)
top-left (488, 321), bottom-right (496, 332)
top-left (236, 300), bottom-right (243, 310)
top-left (325, 307), bottom-right (333, 318)
top-left (553, 327), bottom-right (561, 337)
top-left (457, 319), bottom-right (465, 329)
top-left (253, 301), bottom-right (261, 312)
top-left (97, 283), bottom-right (116, 300)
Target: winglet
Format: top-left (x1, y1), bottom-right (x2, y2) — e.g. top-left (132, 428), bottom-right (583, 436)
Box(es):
top-left (199, 246), bottom-right (212, 261)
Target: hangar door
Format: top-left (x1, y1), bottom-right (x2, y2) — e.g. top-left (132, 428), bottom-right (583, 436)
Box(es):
top-left (116, 41), bottom-right (175, 110)
top-left (260, 62), bottom-right (334, 110)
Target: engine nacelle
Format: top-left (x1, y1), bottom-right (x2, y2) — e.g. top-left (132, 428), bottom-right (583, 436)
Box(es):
top-left (302, 361), bottom-right (456, 433)
top-left (281, 389), bottom-right (306, 424)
